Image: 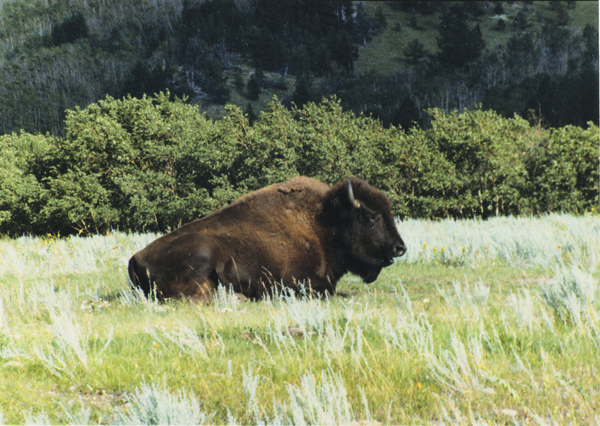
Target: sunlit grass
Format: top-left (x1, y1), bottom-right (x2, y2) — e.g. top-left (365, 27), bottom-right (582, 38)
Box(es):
top-left (0, 214), bottom-right (598, 424)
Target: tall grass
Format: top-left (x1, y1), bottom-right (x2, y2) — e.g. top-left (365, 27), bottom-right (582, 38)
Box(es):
top-left (0, 232), bottom-right (158, 278)
top-left (0, 214), bottom-right (598, 424)
top-left (399, 213), bottom-right (600, 268)
top-left (542, 263), bottom-right (599, 329)
top-left (1, 214), bottom-right (597, 277)
top-left (32, 282), bottom-right (89, 371)
top-left (276, 370), bottom-right (356, 426)
top-left (118, 382), bottom-right (209, 426)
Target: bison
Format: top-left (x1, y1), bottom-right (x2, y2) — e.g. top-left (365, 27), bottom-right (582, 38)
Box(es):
top-left (128, 176), bottom-right (406, 302)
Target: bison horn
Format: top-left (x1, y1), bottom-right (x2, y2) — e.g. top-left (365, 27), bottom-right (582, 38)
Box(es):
top-left (347, 180), bottom-right (360, 208)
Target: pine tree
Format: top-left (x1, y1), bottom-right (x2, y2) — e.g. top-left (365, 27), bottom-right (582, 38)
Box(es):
top-left (51, 12), bottom-right (89, 46)
top-left (246, 70), bottom-right (264, 101)
top-left (292, 73), bottom-right (312, 107)
top-left (436, 4), bottom-right (485, 69)
top-left (404, 39), bottom-right (427, 65)
top-left (245, 102), bottom-right (257, 125)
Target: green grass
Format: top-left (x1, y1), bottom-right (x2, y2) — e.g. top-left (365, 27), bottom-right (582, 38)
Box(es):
top-left (0, 213), bottom-right (599, 424)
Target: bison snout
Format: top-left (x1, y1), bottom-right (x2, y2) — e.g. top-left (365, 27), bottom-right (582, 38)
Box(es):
top-left (394, 243), bottom-right (407, 258)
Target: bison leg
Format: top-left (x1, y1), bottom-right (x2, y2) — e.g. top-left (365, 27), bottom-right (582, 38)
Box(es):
top-left (129, 245), bottom-right (222, 302)
top-left (184, 270), bottom-right (220, 304)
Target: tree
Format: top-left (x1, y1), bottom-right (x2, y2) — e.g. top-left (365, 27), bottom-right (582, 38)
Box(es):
top-left (548, 1), bottom-right (569, 26)
top-left (510, 9), bottom-right (531, 31)
top-left (51, 12), bottom-right (89, 46)
top-left (404, 39), bottom-right (427, 65)
top-left (370, 6), bottom-right (387, 37)
top-left (292, 73), bottom-right (312, 108)
top-left (246, 70), bottom-right (264, 101)
top-left (505, 32), bottom-right (536, 74)
top-left (436, 4), bottom-right (485, 69)
top-left (391, 95), bottom-right (421, 130)
top-left (245, 102), bottom-right (258, 125)
top-left (121, 61), bottom-right (173, 99)
top-left (330, 30), bottom-right (358, 71)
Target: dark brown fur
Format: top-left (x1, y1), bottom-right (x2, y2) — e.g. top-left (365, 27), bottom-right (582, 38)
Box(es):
top-left (128, 176), bottom-right (406, 302)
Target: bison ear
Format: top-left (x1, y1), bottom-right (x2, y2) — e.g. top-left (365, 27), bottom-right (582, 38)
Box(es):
top-left (347, 180), bottom-right (361, 209)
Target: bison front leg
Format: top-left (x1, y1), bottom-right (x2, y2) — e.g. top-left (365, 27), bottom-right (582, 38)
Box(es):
top-left (146, 248), bottom-right (220, 302)
top-left (171, 261), bottom-right (221, 303)
top-left (185, 273), bottom-right (219, 304)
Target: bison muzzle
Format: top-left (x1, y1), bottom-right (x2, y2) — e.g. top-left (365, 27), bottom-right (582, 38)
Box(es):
top-left (128, 176), bottom-right (406, 302)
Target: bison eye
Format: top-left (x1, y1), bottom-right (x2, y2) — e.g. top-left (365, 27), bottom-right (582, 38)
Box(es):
top-left (363, 213), bottom-right (379, 226)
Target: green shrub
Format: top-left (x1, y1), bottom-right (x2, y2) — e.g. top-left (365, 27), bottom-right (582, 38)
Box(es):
top-left (524, 123), bottom-right (599, 214)
top-left (0, 93), bottom-right (597, 236)
top-left (380, 126), bottom-right (457, 219)
top-left (39, 93), bottom-right (219, 234)
top-left (414, 108), bottom-right (532, 218)
top-left (0, 133), bottom-right (51, 235)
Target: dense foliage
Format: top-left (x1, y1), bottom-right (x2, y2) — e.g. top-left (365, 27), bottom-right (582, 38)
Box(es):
top-left (0, 1), bottom-right (597, 135)
top-left (1, 94), bottom-right (597, 236)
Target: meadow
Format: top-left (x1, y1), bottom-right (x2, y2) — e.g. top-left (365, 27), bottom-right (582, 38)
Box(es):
top-left (0, 213), bottom-right (598, 425)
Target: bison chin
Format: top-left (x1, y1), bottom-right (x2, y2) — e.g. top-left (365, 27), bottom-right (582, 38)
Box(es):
top-left (351, 262), bottom-right (384, 284)
top-left (361, 268), bottom-right (382, 284)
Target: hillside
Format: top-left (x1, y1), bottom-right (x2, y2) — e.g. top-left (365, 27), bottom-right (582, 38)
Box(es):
top-left (0, 1), bottom-right (597, 135)
top-left (356, 1), bottom-right (599, 75)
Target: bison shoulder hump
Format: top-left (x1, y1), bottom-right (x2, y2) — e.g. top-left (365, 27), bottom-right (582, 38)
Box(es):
top-left (277, 176), bottom-right (329, 196)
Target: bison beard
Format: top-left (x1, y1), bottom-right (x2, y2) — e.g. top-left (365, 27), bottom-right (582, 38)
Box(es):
top-left (128, 176), bottom-right (406, 302)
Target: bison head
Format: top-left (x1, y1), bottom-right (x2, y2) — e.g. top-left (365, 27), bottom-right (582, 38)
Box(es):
top-left (322, 178), bottom-right (406, 283)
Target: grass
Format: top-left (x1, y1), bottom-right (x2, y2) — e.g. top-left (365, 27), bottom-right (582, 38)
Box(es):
top-left (0, 213), bottom-right (599, 424)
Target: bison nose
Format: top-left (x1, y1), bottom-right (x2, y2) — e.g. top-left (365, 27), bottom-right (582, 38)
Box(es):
top-left (394, 243), bottom-right (407, 258)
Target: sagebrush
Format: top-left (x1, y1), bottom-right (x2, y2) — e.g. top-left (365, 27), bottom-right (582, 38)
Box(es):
top-left (0, 214), bottom-right (598, 424)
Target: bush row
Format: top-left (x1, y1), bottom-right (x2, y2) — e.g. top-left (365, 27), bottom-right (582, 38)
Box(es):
top-left (1, 93), bottom-right (597, 236)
